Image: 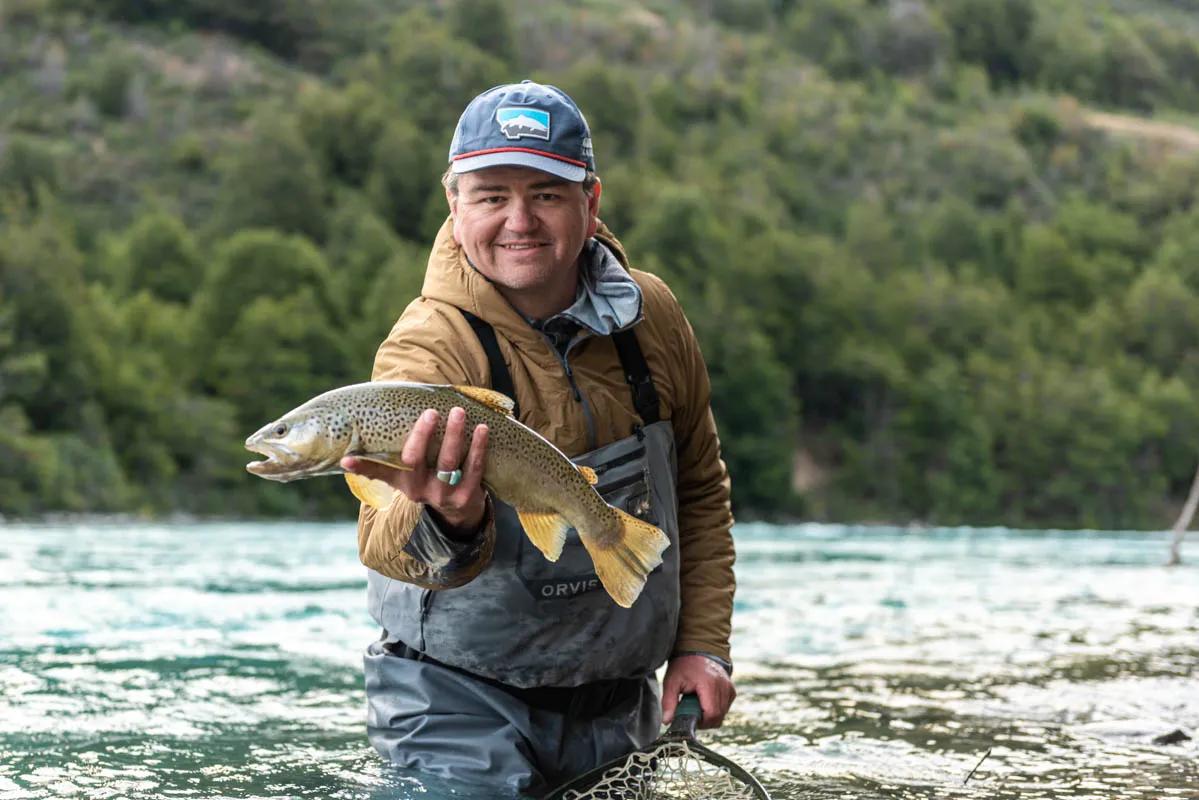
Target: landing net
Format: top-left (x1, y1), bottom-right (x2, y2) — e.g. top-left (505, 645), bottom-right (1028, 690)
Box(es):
top-left (555, 740), bottom-right (766, 800)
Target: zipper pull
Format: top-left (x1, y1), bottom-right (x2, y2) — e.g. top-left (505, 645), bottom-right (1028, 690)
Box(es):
top-left (563, 363), bottom-right (582, 401)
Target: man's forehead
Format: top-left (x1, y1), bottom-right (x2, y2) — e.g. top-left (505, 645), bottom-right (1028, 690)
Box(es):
top-left (459, 165), bottom-right (577, 192)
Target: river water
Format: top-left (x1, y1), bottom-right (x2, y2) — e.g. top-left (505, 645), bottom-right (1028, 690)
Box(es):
top-left (0, 521), bottom-right (1195, 799)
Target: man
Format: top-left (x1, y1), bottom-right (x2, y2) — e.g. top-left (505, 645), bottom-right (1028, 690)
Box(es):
top-left (342, 81), bottom-right (735, 796)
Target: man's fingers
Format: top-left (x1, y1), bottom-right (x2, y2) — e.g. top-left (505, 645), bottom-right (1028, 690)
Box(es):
top-left (661, 689), bottom-right (679, 725)
top-left (696, 682), bottom-right (722, 729)
top-left (661, 672), bottom-right (688, 724)
top-left (700, 675), bottom-right (735, 729)
top-left (458, 424), bottom-right (489, 488)
top-left (436, 407), bottom-right (468, 478)
top-left (403, 409), bottom-right (438, 478)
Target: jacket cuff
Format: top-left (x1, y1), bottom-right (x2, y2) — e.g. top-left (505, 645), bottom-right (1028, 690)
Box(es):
top-left (402, 495), bottom-right (494, 580)
top-left (672, 650), bottom-right (733, 676)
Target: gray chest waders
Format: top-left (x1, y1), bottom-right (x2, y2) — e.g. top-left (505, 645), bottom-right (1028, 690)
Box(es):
top-left (366, 313), bottom-right (682, 690)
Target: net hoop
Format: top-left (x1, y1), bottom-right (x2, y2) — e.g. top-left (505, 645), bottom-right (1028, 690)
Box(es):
top-left (546, 736), bottom-right (771, 799)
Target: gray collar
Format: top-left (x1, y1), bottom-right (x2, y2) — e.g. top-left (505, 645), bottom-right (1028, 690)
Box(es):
top-left (541, 239), bottom-right (643, 336)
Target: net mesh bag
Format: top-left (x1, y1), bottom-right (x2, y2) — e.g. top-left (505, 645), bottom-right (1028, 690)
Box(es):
top-left (556, 740), bottom-right (763, 800)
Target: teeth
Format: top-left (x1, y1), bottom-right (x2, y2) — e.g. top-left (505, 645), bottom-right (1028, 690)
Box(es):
top-left (503, 244), bottom-right (540, 250)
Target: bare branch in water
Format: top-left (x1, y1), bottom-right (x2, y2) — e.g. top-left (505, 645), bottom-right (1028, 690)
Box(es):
top-left (1168, 462), bottom-right (1199, 566)
top-left (964, 748), bottom-right (992, 785)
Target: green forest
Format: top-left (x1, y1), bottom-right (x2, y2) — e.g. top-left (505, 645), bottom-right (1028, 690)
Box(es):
top-left (2, 0), bottom-right (1199, 528)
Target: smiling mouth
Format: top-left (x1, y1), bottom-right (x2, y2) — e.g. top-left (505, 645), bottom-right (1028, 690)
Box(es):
top-left (498, 242), bottom-right (547, 251)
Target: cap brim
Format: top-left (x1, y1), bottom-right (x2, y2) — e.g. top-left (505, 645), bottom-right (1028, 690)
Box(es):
top-left (451, 151), bottom-right (586, 182)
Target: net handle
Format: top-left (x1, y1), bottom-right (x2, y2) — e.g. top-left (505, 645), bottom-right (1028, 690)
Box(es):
top-left (666, 692), bottom-right (702, 738)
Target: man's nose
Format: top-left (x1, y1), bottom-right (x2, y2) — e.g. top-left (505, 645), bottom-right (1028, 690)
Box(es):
top-left (504, 199), bottom-right (537, 234)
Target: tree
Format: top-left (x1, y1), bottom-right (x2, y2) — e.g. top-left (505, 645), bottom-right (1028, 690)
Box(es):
top-left (448, 0), bottom-right (517, 65)
top-left (215, 113), bottom-right (328, 242)
top-left (0, 205), bottom-right (95, 431)
top-left (118, 212), bottom-right (203, 303)
top-left (298, 82), bottom-right (389, 188)
top-left (1122, 268), bottom-right (1199, 373)
top-left (0, 137), bottom-right (60, 207)
top-left (366, 120), bottom-right (440, 241)
top-left (193, 229), bottom-right (336, 353)
top-left (942, 0), bottom-right (1035, 86)
top-left (365, 10), bottom-right (506, 136)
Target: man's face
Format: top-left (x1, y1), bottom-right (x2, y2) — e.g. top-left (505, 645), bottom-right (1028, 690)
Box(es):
top-left (448, 166), bottom-right (601, 308)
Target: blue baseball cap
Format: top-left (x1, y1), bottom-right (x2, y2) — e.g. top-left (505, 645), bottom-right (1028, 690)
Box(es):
top-left (449, 81), bottom-right (595, 182)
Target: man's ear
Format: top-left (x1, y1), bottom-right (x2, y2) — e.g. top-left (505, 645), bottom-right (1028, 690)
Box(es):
top-left (586, 179), bottom-right (602, 238)
top-left (446, 188), bottom-right (461, 242)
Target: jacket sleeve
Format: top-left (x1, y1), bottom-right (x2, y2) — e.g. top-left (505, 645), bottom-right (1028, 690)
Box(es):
top-left (658, 283), bottom-right (737, 665)
top-left (355, 300), bottom-right (496, 589)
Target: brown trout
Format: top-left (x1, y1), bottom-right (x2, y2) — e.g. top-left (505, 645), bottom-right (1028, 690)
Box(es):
top-left (244, 381), bottom-right (669, 608)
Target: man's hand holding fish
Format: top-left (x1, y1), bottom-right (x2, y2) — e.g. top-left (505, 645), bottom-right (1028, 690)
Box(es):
top-left (341, 406), bottom-right (490, 540)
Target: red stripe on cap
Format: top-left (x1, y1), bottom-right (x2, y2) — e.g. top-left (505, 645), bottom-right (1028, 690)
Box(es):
top-left (452, 147), bottom-right (587, 168)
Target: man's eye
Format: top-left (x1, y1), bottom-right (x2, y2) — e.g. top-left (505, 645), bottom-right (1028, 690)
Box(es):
top-left (482, 196), bottom-right (505, 204)
top-left (536, 193), bottom-right (561, 201)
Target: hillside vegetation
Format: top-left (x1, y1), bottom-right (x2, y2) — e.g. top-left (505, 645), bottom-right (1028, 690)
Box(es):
top-left (3, 0), bottom-right (1199, 527)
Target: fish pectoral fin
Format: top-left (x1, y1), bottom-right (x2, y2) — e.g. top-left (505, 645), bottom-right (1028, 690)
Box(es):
top-left (515, 510), bottom-right (571, 562)
top-left (453, 385), bottom-right (515, 416)
top-left (580, 510), bottom-right (670, 609)
top-left (357, 453), bottom-right (412, 471)
top-left (577, 465), bottom-right (598, 485)
top-left (345, 473), bottom-right (398, 509)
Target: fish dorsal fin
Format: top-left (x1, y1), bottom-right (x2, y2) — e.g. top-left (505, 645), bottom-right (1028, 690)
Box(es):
top-left (345, 473), bottom-right (397, 509)
top-left (357, 453), bottom-right (411, 471)
top-left (515, 510), bottom-right (570, 562)
top-left (453, 385), bottom-right (515, 416)
top-left (577, 465), bottom-right (598, 485)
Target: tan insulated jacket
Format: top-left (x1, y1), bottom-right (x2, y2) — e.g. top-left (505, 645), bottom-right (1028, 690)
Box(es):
top-left (356, 217), bottom-right (736, 663)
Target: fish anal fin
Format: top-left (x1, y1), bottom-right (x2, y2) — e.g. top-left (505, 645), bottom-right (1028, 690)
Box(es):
top-left (577, 465), bottom-right (598, 485)
top-left (515, 509), bottom-right (571, 562)
top-left (579, 509), bottom-right (670, 608)
top-left (345, 473), bottom-right (399, 509)
top-left (357, 453), bottom-right (411, 471)
top-left (453, 385), bottom-right (515, 416)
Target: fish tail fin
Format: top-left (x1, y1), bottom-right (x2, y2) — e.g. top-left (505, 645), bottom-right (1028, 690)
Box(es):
top-left (516, 509), bottom-right (570, 562)
top-left (579, 509), bottom-right (670, 608)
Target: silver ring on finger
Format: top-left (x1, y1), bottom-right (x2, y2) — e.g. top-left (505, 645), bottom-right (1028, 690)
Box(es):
top-left (435, 468), bottom-right (463, 486)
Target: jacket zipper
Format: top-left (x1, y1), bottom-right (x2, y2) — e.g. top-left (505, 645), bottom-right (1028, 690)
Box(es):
top-left (546, 333), bottom-right (598, 452)
top-left (562, 359), bottom-right (598, 451)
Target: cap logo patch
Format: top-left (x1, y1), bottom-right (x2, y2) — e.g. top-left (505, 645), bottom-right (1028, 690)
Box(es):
top-left (496, 107), bottom-right (550, 141)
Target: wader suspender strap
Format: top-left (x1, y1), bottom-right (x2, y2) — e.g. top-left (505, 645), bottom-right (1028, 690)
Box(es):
top-left (458, 311), bottom-right (661, 427)
top-left (461, 310), bottom-right (521, 419)
top-left (611, 328), bottom-right (660, 425)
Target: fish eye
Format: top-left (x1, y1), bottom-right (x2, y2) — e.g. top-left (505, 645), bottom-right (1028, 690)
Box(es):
top-left (273, 424), bottom-right (288, 437)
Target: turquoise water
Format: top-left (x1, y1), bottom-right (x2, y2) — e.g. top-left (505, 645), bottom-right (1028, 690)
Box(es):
top-left (1, 521), bottom-right (1196, 799)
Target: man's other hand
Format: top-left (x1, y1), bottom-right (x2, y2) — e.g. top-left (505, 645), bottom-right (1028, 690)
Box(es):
top-left (341, 406), bottom-right (490, 539)
top-left (661, 654), bottom-right (736, 729)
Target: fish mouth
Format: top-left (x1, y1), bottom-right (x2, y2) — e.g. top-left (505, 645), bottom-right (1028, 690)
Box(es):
top-left (245, 438), bottom-right (306, 482)
top-left (245, 436), bottom-right (345, 482)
